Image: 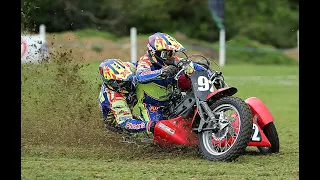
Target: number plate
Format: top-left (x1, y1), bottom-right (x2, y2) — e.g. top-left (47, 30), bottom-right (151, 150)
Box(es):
top-left (190, 71), bottom-right (214, 101)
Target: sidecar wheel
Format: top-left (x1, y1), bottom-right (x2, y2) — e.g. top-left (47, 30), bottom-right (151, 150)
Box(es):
top-left (198, 96), bottom-right (253, 162)
top-left (257, 122), bottom-right (280, 154)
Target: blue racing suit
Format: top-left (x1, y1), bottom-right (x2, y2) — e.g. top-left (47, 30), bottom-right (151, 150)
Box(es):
top-left (134, 52), bottom-right (211, 124)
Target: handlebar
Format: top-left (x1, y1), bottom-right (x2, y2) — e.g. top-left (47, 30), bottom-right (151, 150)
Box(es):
top-left (173, 51), bottom-right (221, 72)
top-left (173, 51), bottom-right (227, 87)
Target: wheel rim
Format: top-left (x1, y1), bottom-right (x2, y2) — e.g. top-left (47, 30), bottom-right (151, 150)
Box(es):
top-left (202, 104), bottom-right (241, 155)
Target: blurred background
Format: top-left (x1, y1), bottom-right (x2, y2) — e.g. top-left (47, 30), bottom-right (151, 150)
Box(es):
top-left (21, 0), bottom-right (299, 65)
top-left (21, 2), bottom-right (299, 178)
top-left (21, 0), bottom-right (299, 154)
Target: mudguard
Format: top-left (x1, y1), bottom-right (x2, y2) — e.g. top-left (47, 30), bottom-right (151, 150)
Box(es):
top-left (248, 121), bottom-right (271, 147)
top-left (206, 87), bottom-right (238, 100)
top-left (245, 97), bottom-right (274, 129)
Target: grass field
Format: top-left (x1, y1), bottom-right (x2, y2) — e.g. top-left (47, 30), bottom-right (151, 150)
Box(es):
top-left (21, 55), bottom-right (299, 179)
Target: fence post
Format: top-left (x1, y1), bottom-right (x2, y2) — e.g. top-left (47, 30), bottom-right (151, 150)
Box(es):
top-left (219, 28), bottom-right (225, 66)
top-left (39, 24), bottom-right (46, 44)
top-left (130, 27), bottom-right (137, 63)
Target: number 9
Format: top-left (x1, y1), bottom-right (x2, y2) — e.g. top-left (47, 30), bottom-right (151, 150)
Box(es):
top-left (198, 76), bottom-right (210, 91)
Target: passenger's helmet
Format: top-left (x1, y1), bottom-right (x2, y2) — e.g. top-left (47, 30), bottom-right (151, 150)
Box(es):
top-left (99, 59), bottom-right (136, 93)
top-left (147, 32), bottom-right (186, 65)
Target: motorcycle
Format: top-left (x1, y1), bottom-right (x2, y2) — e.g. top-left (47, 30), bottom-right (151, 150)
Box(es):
top-left (104, 52), bottom-right (280, 161)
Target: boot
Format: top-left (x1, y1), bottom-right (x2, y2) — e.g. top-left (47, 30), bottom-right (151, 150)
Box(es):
top-left (147, 120), bottom-right (157, 134)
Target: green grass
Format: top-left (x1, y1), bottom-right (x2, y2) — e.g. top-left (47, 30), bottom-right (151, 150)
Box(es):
top-left (74, 28), bottom-right (119, 41)
top-left (213, 36), bottom-right (298, 65)
top-left (21, 55), bottom-right (299, 179)
top-left (22, 154), bottom-right (298, 180)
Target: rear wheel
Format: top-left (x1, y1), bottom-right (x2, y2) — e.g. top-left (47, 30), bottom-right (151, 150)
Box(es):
top-left (257, 122), bottom-right (280, 154)
top-left (198, 96), bottom-right (253, 162)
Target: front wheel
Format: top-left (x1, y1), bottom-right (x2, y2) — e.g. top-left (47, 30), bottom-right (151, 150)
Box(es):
top-left (198, 96), bottom-right (253, 162)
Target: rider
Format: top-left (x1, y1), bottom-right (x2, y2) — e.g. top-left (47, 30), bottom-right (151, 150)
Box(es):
top-left (98, 58), bottom-right (151, 133)
top-left (135, 32), bottom-right (211, 134)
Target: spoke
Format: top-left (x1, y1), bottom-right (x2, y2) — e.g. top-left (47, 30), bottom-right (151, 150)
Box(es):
top-left (205, 103), bottom-right (242, 155)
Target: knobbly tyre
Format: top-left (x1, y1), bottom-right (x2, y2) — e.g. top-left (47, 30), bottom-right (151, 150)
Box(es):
top-left (104, 52), bottom-right (280, 161)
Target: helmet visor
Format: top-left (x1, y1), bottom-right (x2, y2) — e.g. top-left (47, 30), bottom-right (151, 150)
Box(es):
top-left (105, 80), bottom-right (133, 93)
top-left (156, 50), bottom-right (175, 60)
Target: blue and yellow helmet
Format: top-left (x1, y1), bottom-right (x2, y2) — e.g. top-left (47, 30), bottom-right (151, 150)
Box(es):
top-left (147, 32), bottom-right (186, 65)
top-left (99, 59), bottom-right (136, 93)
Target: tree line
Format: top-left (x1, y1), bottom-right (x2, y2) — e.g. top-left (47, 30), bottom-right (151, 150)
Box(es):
top-left (22, 0), bottom-right (299, 48)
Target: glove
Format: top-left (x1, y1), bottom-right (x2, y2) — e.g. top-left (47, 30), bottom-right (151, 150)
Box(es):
top-left (161, 65), bottom-right (179, 77)
top-left (184, 62), bottom-right (195, 76)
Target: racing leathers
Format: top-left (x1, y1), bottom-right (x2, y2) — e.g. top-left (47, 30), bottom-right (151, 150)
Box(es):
top-left (135, 53), bottom-right (211, 132)
top-left (98, 62), bottom-right (150, 133)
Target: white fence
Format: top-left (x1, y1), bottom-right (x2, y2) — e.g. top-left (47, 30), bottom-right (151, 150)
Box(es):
top-left (21, 24), bottom-right (48, 63)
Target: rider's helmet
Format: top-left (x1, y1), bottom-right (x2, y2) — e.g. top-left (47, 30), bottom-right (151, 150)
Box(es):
top-left (99, 59), bottom-right (136, 93)
top-left (147, 32), bottom-right (186, 66)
